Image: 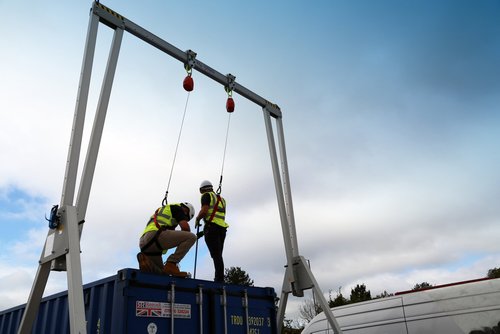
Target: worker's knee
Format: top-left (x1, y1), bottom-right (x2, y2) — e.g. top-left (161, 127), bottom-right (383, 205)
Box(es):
top-left (186, 232), bottom-right (196, 245)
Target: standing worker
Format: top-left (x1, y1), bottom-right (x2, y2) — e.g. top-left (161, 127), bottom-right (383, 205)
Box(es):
top-left (138, 202), bottom-right (197, 277)
top-left (195, 180), bottom-right (228, 282)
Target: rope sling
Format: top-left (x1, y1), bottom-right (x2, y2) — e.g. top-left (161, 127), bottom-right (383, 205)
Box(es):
top-left (216, 107), bottom-right (232, 195)
top-left (161, 83), bottom-right (192, 206)
top-left (216, 76), bottom-right (236, 194)
top-left (162, 62), bottom-right (235, 204)
top-left (161, 54), bottom-right (196, 206)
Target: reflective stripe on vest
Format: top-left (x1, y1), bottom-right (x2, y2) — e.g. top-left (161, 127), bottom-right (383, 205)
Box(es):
top-left (141, 205), bottom-right (178, 236)
top-left (204, 192), bottom-right (228, 228)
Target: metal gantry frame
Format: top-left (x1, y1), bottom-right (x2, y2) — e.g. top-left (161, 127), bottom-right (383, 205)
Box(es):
top-left (18, 2), bottom-right (343, 334)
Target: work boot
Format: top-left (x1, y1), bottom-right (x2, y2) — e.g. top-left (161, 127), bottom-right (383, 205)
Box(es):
top-left (137, 253), bottom-right (163, 274)
top-left (163, 261), bottom-right (189, 278)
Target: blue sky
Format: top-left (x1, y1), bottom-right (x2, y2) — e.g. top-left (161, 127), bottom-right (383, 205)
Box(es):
top-left (1, 0), bottom-right (500, 323)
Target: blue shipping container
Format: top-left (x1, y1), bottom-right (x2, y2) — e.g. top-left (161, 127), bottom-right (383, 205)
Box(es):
top-left (0, 268), bottom-right (278, 333)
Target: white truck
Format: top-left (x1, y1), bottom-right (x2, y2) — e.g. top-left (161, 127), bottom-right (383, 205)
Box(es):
top-left (302, 277), bottom-right (500, 334)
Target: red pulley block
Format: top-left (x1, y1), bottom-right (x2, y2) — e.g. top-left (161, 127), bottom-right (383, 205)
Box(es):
top-left (183, 75), bottom-right (194, 91)
top-left (226, 97), bottom-right (235, 113)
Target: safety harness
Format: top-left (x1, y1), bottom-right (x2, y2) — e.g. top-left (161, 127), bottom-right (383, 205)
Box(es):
top-left (206, 192), bottom-right (225, 225)
top-left (140, 208), bottom-right (171, 256)
top-left (209, 195), bottom-right (220, 222)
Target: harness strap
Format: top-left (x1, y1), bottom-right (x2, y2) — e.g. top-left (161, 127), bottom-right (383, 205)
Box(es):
top-left (208, 195), bottom-right (222, 222)
top-left (140, 229), bottom-right (163, 256)
top-left (154, 208), bottom-right (162, 230)
top-left (141, 208), bottom-right (167, 256)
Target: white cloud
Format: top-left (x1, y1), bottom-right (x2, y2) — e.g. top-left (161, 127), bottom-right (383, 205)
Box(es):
top-left (1, 1), bottom-right (500, 329)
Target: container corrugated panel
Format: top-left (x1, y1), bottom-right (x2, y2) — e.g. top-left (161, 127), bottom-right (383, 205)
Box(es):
top-left (0, 268), bottom-right (277, 334)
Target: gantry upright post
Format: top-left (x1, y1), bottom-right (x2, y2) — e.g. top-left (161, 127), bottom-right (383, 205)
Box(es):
top-left (19, 2), bottom-right (343, 333)
top-left (18, 5), bottom-right (124, 334)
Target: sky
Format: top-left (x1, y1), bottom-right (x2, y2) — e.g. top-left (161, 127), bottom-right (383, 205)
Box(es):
top-left (1, 0), bottom-right (500, 325)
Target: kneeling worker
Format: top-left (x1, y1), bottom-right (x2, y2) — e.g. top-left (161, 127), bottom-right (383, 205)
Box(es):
top-left (138, 202), bottom-right (197, 277)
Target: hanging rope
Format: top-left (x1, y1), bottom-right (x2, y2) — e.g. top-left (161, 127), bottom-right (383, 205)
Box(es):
top-left (217, 76), bottom-right (236, 195)
top-left (162, 53), bottom-right (197, 205)
top-left (162, 91), bottom-right (191, 206)
top-left (217, 112), bottom-right (232, 195)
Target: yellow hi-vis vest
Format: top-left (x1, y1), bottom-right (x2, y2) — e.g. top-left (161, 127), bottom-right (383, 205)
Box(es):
top-left (141, 205), bottom-right (178, 236)
top-left (203, 192), bottom-right (228, 228)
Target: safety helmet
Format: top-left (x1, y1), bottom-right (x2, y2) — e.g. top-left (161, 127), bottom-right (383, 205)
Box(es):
top-left (182, 202), bottom-right (195, 220)
top-left (200, 180), bottom-right (213, 189)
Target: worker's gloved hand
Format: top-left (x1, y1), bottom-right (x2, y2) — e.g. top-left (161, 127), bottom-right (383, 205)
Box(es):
top-left (196, 231), bottom-right (204, 239)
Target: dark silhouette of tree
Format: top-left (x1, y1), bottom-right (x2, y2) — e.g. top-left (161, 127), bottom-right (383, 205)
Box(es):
top-left (487, 267), bottom-right (500, 279)
top-left (329, 288), bottom-right (349, 307)
top-left (224, 267), bottom-right (254, 286)
top-left (374, 290), bottom-right (394, 299)
top-left (412, 282), bottom-right (433, 291)
top-left (350, 284), bottom-right (371, 303)
top-left (281, 324), bottom-right (304, 334)
top-left (469, 320), bottom-right (500, 333)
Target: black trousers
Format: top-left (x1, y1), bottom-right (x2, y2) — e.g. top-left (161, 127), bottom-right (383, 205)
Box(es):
top-left (204, 223), bottom-right (227, 282)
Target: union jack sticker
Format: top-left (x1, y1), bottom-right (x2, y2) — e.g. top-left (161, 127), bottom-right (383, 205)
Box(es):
top-left (136, 300), bottom-right (191, 318)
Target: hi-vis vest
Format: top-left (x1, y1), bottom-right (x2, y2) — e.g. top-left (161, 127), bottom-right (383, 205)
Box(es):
top-left (203, 192), bottom-right (228, 228)
top-left (141, 205), bottom-right (178, 236)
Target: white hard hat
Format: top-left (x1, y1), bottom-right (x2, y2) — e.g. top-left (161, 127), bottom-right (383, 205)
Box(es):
top-left (200, 180), bottom-right (213, 189)
top-left (182, 202), bottom-right (195, 220)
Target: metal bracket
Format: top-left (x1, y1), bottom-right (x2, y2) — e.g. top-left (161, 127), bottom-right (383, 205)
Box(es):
top-left (292, 256), bottom-right (315, 295)
top-left (225, 73), bottom-right (236, 93)
top-left (185, 49), bottom-right (197, 71)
